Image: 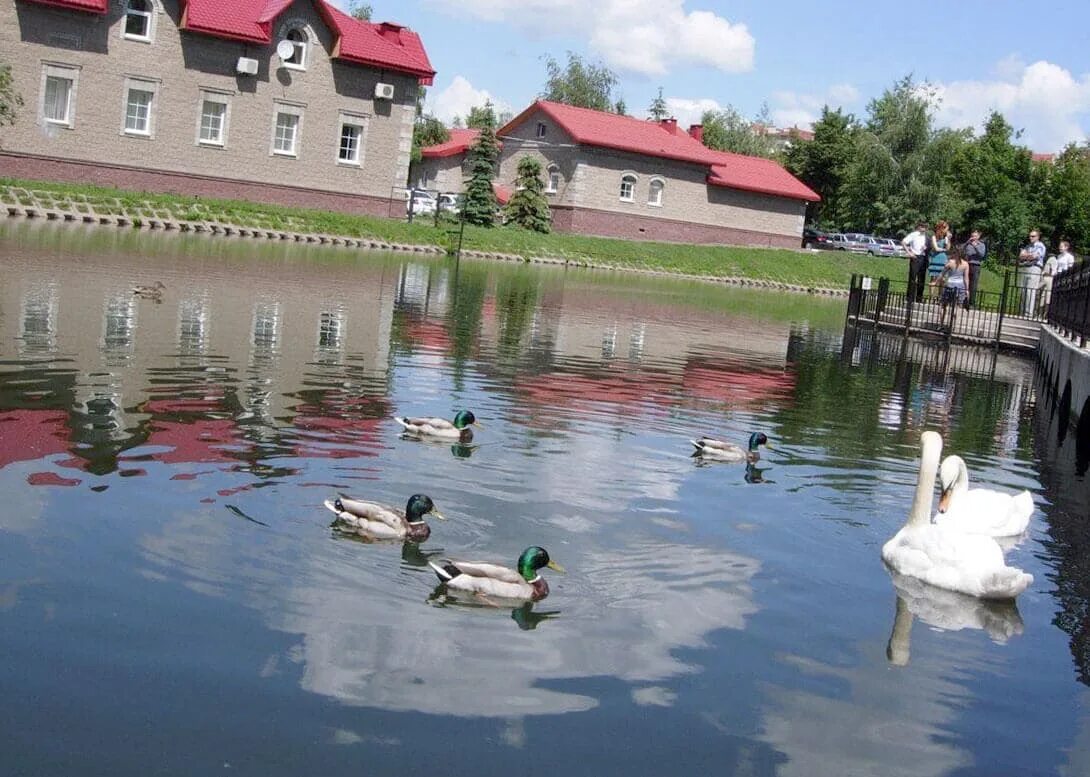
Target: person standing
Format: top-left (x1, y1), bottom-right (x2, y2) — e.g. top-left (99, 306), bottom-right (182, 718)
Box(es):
top-left (1039, 253), bottom-right (1058, 315)
top-left (1018, 229), bottom-right (1046, 316)
top-left (928, 221), bottom-right (951, 288)
top-left (932, 247), bottom-right (970, 329)
top-left (1057, 239), bottom-right (1075, 274)
top-left (902, 220), bottom-right (929, 302)
top-left (962, 229), bottom-right (986, 306)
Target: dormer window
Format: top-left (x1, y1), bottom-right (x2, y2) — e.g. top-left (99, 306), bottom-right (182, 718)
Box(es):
top-left (536, 122), bottom-right (547, 139)
top-left (124, 0), bottom-right (152, 41)
top-left (283, 28), bottom-right (308, 70)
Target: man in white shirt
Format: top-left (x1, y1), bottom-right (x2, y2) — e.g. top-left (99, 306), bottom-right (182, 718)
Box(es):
top-left (902, 220), bottom-right (929, 302)
top-left (1018, 229), bottom-right (1046, 316)
top-left (1057, 240), bottom-right (1075, 274)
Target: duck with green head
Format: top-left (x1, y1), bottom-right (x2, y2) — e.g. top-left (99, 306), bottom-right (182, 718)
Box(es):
top-left (691, 431), bottom-right (771, 462)
top-left (325, 493), bottom-right (444, 542)
top-left (395, 410), bottom-right (480, 442)
top-left (429, 546), bottom-right (564, 601)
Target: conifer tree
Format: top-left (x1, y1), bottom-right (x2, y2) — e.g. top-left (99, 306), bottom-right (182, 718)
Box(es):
top-left (462, 102), bottom-right (500, 226)
top-left (504, 157), bottom-right (551, 233)
top-left (647, 87), bottom-right (668, 121)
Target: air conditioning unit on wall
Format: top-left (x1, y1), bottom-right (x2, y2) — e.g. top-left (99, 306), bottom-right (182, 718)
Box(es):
top-left (374, 82), bottom-right (395, 100)
top-left (236, 57), bottom-right (259, 76)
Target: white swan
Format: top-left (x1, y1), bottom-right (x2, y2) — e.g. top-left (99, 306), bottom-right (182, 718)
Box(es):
top-left (881, 432), bottom-right (1033, 600)
top-left (932, 455), bottom-right (1033, 537)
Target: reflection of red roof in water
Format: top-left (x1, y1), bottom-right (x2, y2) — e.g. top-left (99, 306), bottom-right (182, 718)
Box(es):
top-left (515, 369), bottom-right (681, 417)
top-left (290, 392), bottom-right (388, 459)
top-left (404, 318), bottom-right (453, 352)
top-left (682, 359), bottom-right (795, 407)
top-left (0, 409), bottom-right (72, 469)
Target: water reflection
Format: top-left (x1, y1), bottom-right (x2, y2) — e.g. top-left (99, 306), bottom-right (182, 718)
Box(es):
top-left (19, 283), bottom-right (57, 355)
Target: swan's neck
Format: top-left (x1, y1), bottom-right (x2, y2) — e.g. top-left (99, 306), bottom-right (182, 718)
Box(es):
top-left (907, 437), bottom-right (941, 528)
top-left (952, 459), bottom-right (970, 496)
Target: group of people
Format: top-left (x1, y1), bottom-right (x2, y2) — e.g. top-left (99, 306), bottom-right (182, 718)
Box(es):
top-left (900, 221), bottom-right (1077, 318)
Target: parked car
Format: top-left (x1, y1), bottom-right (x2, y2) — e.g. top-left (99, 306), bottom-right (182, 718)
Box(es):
top-left (405, 190), bottom-right (437, 216)
top-left (825, 233), bottom-right (856, 251)
top-left (842, 233), bottom-right (878, 254)
top-left (437, 193), bottom-right (462, 214)
top-left (876, 238), bottom-right (902, 257)
top-left (802, 227), bottom-right (834, 250)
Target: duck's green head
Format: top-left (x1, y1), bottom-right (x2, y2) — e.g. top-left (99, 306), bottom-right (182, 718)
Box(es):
top-left (405, 494), bottom-right (444, 523)
top-left (517, 546), bottom-right (565, 581)
top-left (748, 432), bottom-right (771, 451)
top-left (452, 410), bottom-right (478, 429)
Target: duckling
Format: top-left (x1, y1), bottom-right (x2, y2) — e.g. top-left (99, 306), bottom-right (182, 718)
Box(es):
top-left (395, 410), bottom-right (480, 442)
top-left (132, 281), bottom-right (165, 299)
top-left (429, 546), bottom-right (564, 602)
top-left (324, 493), bottom-right (444, 542)
top-left (691, 431), bottom-right (771, 462)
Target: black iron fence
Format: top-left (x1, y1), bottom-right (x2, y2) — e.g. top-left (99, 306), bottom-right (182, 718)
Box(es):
top-left (1048, 262), bottom-right (1090, 347)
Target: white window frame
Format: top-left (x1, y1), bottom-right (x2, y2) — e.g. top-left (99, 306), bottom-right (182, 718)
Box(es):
top-left (282, 27), bottom-right (309, 71)
top-left (121, 77), bottom-right (158, 138)
top-left (545, 164), bottom-right (560, 194)
top-left (39, 62), bottom-right (79, 129)
top-left (536, 121), bottom-right (547, 139)
top-left (122, 0), bottom-right (155, 43)
top-left (196, 90), bottom-right (231, 147)
top-left (270, 101), bottom-right (304, 157)
top-left (648, 177), bottom-right (665, 207)
top-left (336, 112), bottom-right (368, 166)
top-left (619, 173), bottom-right (637, 202)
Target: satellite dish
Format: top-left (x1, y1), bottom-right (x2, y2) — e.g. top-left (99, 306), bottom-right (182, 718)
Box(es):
top-left (276, 39), bottom-right (295, 60)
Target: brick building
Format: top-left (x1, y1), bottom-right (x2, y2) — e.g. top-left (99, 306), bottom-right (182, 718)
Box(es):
top-left (412, 100), bottom-right (819, 248)
top-left (0, 0), bottom-right (434, 216)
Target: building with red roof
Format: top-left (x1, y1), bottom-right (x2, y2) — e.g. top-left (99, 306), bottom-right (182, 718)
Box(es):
top-left (413, 100), bottom-right (818, 248)
top-left (2, 0), bottom-right (434, 216)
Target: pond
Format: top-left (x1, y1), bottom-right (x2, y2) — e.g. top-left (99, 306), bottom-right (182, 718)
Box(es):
top-left (1, 220), bottom-right (1088, 777)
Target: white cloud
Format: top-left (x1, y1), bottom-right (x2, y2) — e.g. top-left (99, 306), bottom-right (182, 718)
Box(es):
top-left (427, 75), bottom-right (511, 124)
top-left (932, 59), bottom-right (1090, 152)
top-left (768, 83), bottom-right (859, 129)
top-left (427, 0), bottom-right (754, 77)
top-left (663, 97), bottom-right (722, 128)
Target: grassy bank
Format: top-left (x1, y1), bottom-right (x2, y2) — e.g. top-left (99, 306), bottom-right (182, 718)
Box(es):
top-left (2, 178), bottom-right (1003, 291)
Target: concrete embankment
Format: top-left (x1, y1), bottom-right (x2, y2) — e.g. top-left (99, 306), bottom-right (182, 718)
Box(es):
top-left (1038, 326), bottom-right (1090, 453)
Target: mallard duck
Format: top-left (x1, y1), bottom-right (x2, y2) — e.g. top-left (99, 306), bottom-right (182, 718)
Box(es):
top-left (429, 546), bottom-right (564, 601)
top-left (932, 455), bottom-right (1033, 537)
top-left (132, 281), bottom-right (165, 299)
top-left (881, 432), bottom-right (1032, 600)
top-left (691, 431), bottom-right (771, 462)
top-left (324, 493), bottom-right (444, 542)
top-left (395, 410), bottom-right (480, 442)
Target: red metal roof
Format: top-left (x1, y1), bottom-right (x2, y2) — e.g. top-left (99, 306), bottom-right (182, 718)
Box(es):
top-left (502, 101), bottom-right (722, 167)
top-left (179, 0), bottom-right (435, 83)
top-left (707, 149), bottom-right (819, 202)
top-left (421, 128), bottom-right (480, 159)
top-left (19, 0), bottom-right (106, 12)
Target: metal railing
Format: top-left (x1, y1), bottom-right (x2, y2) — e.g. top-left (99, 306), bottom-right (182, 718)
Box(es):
top-left (1047, 262), bottom-right (1090, 347)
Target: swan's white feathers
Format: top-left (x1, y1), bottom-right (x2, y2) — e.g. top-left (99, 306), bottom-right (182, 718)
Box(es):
top-left (934, 457), bottom-right (1033, 537)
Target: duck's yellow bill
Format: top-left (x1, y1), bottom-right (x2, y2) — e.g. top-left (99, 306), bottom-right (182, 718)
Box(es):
top-left (547, 560), bottom-right (565, 573)
top-left (431, 509), bottom-right (447, 520)
top-left (764, 442), bottom-right (774, 450)
top-left (473, 421), bottom-right (484, 429)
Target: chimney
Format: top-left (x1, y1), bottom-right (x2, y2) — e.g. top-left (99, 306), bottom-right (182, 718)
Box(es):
top-left (688, 124), bottom-right (704, 144)
top-left (659, 117), bottom-right (678, 133)
top-left (378, 22), bottom-right (404, 43)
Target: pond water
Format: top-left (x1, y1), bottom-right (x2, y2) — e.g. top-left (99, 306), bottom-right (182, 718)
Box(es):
top-left (2, 221), bottom-right (1089, 777)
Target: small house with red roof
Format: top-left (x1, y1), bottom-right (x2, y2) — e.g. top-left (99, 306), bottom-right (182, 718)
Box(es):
top-left (1, 0), bottom-right (434, 216)
top-left (414, 100), bottom-right (818, 248)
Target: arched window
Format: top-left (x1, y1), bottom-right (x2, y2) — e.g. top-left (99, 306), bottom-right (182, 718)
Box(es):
top-left (546, 164), bottom-right (560, 194)
top-left (648, 178), bottom-right (664, 206)
top-left (124, 0), bottom-right (152, 41)
top-left (619, 173), bottom-right (636, 202)
top-left (284, 28), bottom-right (308, 69)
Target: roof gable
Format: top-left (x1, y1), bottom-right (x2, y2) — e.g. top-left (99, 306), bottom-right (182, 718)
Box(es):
top-left (19, 0), bottom-right (107, 13)
top-left (421, 128), bottom-right (480, 159)
top-left (179, 0), bottom-right (435, 83)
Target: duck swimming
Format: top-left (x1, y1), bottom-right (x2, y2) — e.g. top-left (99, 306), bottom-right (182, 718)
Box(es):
top-left (881, 432), bottom-right (1032, 600)
top-left (324, 493), bottom-right (444, 542)
top-left (691, 431), bottom-right (770, 462)
top-left (932, 455), bottom-right (1033, 537)
top-left (132, 281), bottom-right (165, 299)
top-left (429, 546), bottom-right (564, 602)
top-left (396, 410), bottom-right (479, 442)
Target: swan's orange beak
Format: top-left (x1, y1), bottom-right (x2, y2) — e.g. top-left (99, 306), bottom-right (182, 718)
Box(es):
top-left (937, 487), bottom-right (952, 514)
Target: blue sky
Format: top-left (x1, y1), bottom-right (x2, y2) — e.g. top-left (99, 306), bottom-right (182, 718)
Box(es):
top-left (344, 0), bottom-right (1090, 152)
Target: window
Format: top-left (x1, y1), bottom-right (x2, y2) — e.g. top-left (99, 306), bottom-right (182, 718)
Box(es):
top-left (124, 0), bottom-right (152, 41)
top-left (198, 93), bottom-right (229, 146)
top-left (546, 164), bottom-right (560, 194)
top-left (648, 178), bottom-right (664, 207)
top-left (271, 103), bottom-right (304, 157)
top-left (43, 74), bottom-right (73, 125)
top-left (283, 28), bottom-right (307, 69)
top-left (338, 122), bottom-right (362, 164)
top-left (124, 86), bottom-right (154, 135)
top-left (536, 122), bottom-right (547, 138)
top-left (619, 174), bottom-right (636, 202)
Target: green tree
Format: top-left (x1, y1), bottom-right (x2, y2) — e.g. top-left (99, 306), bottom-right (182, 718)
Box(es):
top-left (700, 105), bottom-right (778, 159)
top-left (647, 87), bottom-right (668, 121)
top-left (504, 156), bottom-right (551, 233)
top-left (1040, 143), bottom-right (1090, 253)
top-left (462, 102), bottom-right (500, 226)
top-left (411, 115), bottom-right (449, 164)
top-left (0, 63), bottom-right (23, 133)
top-left (541, 52), bottom-right (619, 113)
top-left (349, 2), bottom-right (372, 21)
top-left (465, 105), bottom-right (494, 130)
top-left (783, 107), bottom-right (858, 228)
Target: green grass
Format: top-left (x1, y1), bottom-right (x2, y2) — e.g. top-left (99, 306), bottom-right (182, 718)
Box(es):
top-left (1, 177), bottom-right (1004, 291)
